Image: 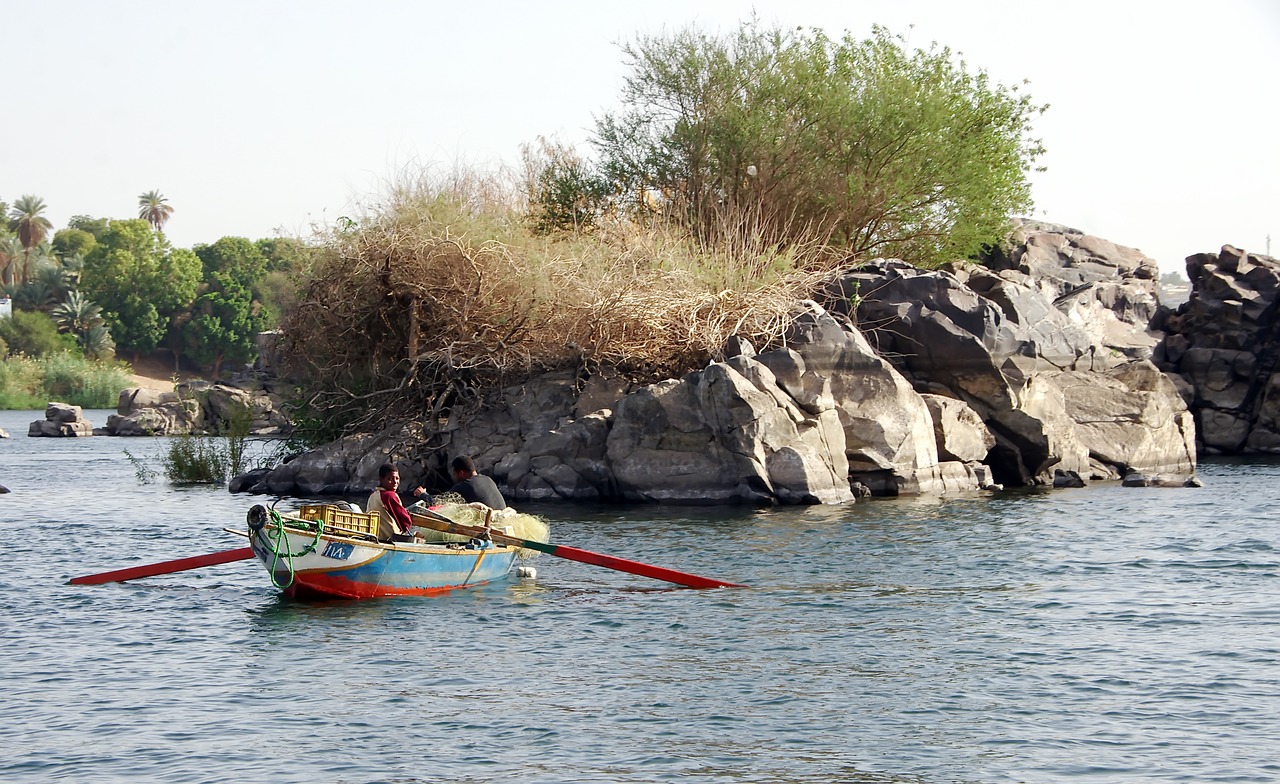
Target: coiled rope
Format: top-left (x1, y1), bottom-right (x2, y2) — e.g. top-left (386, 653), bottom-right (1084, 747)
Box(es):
top-left (248, 505), bottom-right (325, 589)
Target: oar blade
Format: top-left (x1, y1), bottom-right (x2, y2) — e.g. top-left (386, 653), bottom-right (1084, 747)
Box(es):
top-left (546, 543), bottom-right (745, 589)
top-left (69, 547), bottom-right (255, 585)
top-left (411, 509), bottom-right (745, 589)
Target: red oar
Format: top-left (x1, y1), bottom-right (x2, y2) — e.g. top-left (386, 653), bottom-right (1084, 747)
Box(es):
top-left (68, 547), bottom-right (254, 585)
top-left (412, 509), bottom-right (745, 589)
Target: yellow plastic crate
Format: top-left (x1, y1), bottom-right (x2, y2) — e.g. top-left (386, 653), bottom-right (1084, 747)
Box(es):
top-left (297, 504), bottom-right (380, 539)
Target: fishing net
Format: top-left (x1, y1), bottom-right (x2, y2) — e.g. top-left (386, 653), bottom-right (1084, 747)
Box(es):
top-left (418, 500), bottom-right (550, 561)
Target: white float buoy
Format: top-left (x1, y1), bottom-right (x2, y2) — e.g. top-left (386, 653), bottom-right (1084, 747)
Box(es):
top-left (516, 566), bottom-right (537, 580)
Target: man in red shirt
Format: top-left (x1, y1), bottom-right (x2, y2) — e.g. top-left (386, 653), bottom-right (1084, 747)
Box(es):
top-left (367, 463), bottom-right (415, 541)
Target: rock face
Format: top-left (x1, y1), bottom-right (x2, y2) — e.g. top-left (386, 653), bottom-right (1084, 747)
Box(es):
top-left (28, 402), bottom-right (94, 437)
top-left (827, 221), bottom-right (1195, 486)
top-left (234, 221), bottom-right (1199, 501)
top-left (105, 381), bottom-right (291, 436)
top-left (240, 303), bottom-right (993, 502)
top-left (1155, 245), bottom-right (1280, 453)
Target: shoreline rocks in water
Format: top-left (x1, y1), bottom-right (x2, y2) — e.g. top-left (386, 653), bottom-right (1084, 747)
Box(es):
top-left (233, 220), bottom-right (1217, 504)
top-left (105, 380), bottom-right (291, 436)
top-left (28, 402), bottom-right (94, 437)
top-left (1154, 245), bottom-right (1280, 454)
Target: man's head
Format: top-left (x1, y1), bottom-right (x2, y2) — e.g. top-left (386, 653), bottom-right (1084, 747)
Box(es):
top-left (450, 455), bottom-right (477, 481)
top-left (378, 462), bottom-right (400, 490)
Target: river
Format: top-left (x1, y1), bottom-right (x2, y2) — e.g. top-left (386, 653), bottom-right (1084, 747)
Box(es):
top-left (1, 408), bottom-right (1277, 783)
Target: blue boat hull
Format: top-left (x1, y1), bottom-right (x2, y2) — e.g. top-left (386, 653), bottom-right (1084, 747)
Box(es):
top-left (249, 524), bottom-right (518, 599)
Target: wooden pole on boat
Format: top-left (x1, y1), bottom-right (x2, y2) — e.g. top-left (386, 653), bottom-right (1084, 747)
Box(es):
top-left (68, 547), bottom-right (254, 585)
top-left (412, 509), bottom-right (746, 589)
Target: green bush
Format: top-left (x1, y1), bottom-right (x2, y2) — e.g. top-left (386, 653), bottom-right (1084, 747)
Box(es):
top-left (160, 399), bottom-right (253, 485)
top-left (0, 353), bottom-right (130, 409)
top-left (40, 353), bottom-right (131, 408)
top-left (0, 310), bottom-right (77, 357)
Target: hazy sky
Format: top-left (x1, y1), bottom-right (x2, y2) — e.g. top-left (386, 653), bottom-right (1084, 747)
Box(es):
top-left (5, 1), bottom-right (1277, 273)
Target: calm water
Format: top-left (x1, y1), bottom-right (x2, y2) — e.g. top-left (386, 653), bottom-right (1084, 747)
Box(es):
top-left (1, 408), bottom-right (1277, 783)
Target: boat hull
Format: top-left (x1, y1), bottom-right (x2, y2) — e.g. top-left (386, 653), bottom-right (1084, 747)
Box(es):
top-left (248, 524), bottom-right (518, 599)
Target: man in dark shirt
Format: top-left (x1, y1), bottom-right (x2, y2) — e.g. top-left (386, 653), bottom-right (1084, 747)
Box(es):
top-left (448, 455), bottom-right (507, 510)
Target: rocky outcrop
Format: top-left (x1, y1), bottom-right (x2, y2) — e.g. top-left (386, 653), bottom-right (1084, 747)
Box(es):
top-left (240, 303), bottom-right (994, 502)
top-left (105, 381), bottom-right (291, 436)
top-left (827, 222), bottom-right (1195, 486)
top-left (1155, 245), bottom-right (1280, 453)
top-left (234, 222), bottom-right (1199, 501)
top-left (28, 402), bottom-right (94, 437)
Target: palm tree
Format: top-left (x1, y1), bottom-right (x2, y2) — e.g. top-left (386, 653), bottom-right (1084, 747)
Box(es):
top-left (8, 195), bottom-right (53, 286)
top-left (138, 190), bottom-right (174, 233)
top-left (0, 234), bottom-right (22, 288)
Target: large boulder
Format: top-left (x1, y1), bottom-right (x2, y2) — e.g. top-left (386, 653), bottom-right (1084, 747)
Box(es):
top-left (1155, 245), bottom-right (1280, 453)
top-left (828, 228), bottom-right (1195, 486)
top-left (28, 402), bottom-right (94, 437)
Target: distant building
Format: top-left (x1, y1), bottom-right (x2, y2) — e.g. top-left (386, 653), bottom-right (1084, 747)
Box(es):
top-left (0, 296), bottom-right (11, 320)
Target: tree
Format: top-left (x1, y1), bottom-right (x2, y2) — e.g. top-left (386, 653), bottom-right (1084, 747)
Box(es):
top-left (184, 237), bottom-right (270, 375)
top-left (138, 190), bottom-right (174, 233)
top-left (521, 136), bottom-right (611, 234)
top-left (67, 215), bottom-right (110, 239)
top-left (8, 195), bottom-right (54, 285)
top-left (52, 290), bottom-right (114, 358)
top-left (80, 219), bottom-right (200, 359)
top-left (52, 227), bottom-right (97, 260)
top-left (593, 22), bottom-right (1047, 267)
top-left (0, 234), bottom-right (22, 289)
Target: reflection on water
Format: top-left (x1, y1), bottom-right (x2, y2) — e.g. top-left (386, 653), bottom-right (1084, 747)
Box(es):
top-left (2, 409), bottom-right (1279, 782)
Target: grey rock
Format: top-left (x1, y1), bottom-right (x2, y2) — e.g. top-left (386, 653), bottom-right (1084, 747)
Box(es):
top-left (921, 394), bottom-right (996, 463)
top-left (1053, 469), bottom-right (1086, 488)
top-left (1157, 246), bottom-right (1280, 454)
top-left (28, 403), bottom-right (94, 437)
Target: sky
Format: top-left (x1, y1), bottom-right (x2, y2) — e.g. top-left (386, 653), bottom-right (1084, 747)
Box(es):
top-left (4, 0), bottom-right (1278, 274)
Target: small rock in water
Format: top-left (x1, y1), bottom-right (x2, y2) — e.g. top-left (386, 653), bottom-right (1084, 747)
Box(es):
top-left (0, 485), bottom-right (10, 493)
top-left (1122, 472), bottom-right (1151, 487)
top-left (1053, 469), bottom-right (1086, 488)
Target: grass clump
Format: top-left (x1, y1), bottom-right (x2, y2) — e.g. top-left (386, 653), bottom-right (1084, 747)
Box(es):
top-left (0, 353), bottom-right (131, 409)
top-left (279, 165), bottom-right (843, 435)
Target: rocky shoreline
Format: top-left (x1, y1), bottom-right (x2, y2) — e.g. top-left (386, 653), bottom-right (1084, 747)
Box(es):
top-left (77, 222), bottom-right (1277, 505)
top-left (224, 221), bottom-right (1280, 505)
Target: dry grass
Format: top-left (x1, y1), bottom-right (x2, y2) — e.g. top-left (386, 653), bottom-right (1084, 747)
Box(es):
top-left (278, 165), bottom-right (843, 435)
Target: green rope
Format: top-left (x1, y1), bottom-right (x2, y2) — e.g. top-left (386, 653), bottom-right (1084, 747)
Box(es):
top-left (262, 508), bottom-right (325, 590)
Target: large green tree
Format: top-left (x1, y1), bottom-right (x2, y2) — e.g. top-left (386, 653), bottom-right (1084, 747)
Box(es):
top-left (593, 22), bottom-right (1046, 266)
top-left (80, 219), bottom-right (200, 358)
top-left (52, 227), bottom-right (97, 260)
top-left (8, 195), bottom-right (54, 285)
top-left (185, 236), bottom-right (270, 375)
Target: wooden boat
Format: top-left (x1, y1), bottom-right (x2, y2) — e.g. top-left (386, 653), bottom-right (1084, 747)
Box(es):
top-left (236, 503), bottom-right (519, 599)
top-left (70, 503), bottom-right (744, 594)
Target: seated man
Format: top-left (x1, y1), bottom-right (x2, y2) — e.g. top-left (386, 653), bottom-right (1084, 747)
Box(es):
top-left (366, 463), bottom-right (417, 542)
top-left (447, 455), bottom-right (507, 510)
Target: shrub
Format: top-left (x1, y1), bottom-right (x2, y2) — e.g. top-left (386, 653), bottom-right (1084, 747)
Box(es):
top-left (0, 353), bottom-right (129, 409)
top-left (0, 310), bottom-right (77, 357)
top-left (160, 399), bottom-right (253, 484)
